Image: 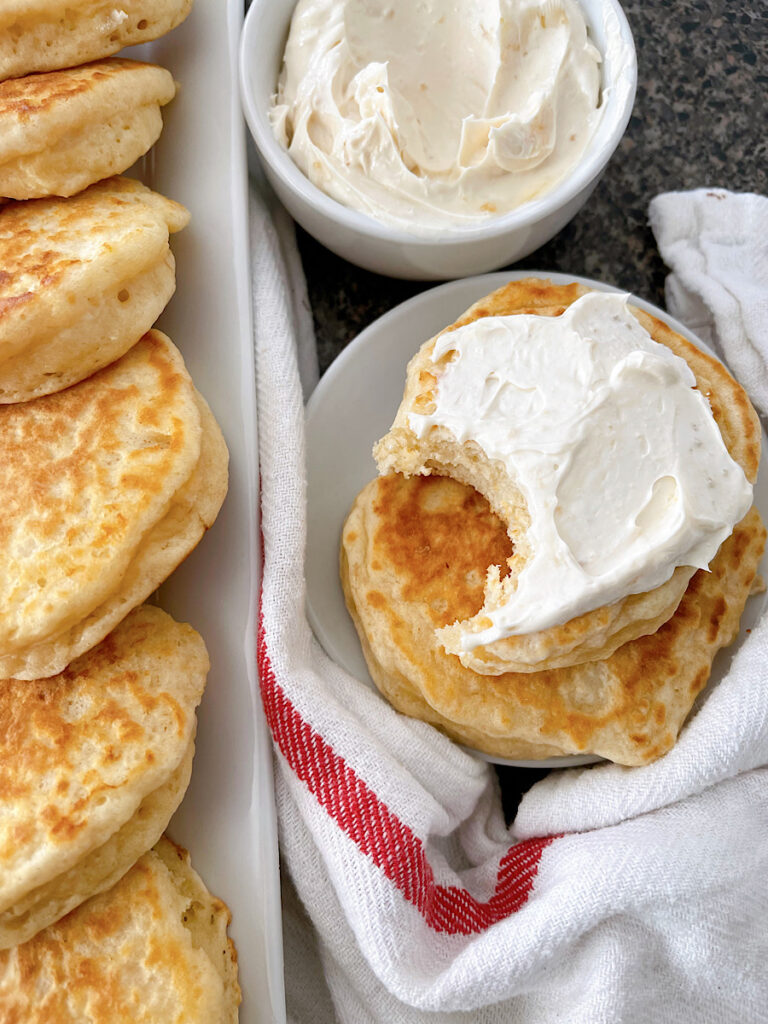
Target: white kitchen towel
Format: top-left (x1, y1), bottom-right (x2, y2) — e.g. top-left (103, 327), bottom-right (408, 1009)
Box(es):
top-left (252, 181), bottom-right (768, 1024)
top-left (649, 188), bottom-right (768, 414)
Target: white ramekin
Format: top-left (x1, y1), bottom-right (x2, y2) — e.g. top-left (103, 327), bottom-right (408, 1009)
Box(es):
top-left (240, 0), bottom-right (637, 281)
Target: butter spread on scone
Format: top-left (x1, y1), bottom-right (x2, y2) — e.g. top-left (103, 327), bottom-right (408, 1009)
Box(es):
top-left (405, 291), bottom-right (753, 647)
top-left (270, 0), bottom-right (603, 231)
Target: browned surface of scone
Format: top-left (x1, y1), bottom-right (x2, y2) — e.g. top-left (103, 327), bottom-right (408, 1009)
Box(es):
top-left (0, 837), bottom-right (241, 1024)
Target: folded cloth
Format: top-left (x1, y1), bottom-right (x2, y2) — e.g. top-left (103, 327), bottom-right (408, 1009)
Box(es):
top-left (649, 189), bottom-right (768, 414)
top-left (252, 180), bottom-right (768, 1024)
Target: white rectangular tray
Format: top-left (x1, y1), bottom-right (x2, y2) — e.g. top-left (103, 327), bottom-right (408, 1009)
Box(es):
top-left (130, 3), bottom-right (285, 1022)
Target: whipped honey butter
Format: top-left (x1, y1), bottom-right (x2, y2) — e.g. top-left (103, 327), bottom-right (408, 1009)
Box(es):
top-left (408, 292), bottom-right (753, 647)
top-left (270, 0), bottom-right (604, 232)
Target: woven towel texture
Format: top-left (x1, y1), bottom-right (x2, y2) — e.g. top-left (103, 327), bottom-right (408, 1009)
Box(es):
top-left (253, 182), bottom-right (768, 1023)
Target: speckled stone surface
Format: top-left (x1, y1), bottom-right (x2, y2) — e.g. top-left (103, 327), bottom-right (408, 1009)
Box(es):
top-left (293, 0), bottom-right (767, 809)
top-left (299, 0), bottom-right (768, 375)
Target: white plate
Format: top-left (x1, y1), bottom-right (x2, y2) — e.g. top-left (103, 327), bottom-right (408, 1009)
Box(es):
top-left (305, 271), bottom-right (768, 771)
top-left (129, 4), bottom-right (285, 1023)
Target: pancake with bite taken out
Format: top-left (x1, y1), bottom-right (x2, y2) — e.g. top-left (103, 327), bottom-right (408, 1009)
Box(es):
top-left (374, 278), bottom-right (761, 677)
top-left (342, 472), bottom-right (765, 764)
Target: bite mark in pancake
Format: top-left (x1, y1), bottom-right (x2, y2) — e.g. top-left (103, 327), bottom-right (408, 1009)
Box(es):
top-left (372, 474), bottom-right (514, 625)
top-left (343, 473), bottom-right (766, 764)
top-left (374, 278), bottom-right (762, 677)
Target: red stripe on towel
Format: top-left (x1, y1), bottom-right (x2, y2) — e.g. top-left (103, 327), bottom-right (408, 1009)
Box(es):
top-left (257, 611), bottom-right (555, 935)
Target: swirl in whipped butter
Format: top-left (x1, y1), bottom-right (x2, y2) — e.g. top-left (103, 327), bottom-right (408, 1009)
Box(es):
top-left (270, 0), bottom-right (604, 232)
top-left (408, 292), bottom-right (754, 646)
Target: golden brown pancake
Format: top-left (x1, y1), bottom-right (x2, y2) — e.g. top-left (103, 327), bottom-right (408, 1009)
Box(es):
top-left (0, 606), bottom-right (208, 949)
top-left (342, 473), bottom-right (766, 765)
top-left (0, 176), bottom-right (188, 402)
top-left (0, 837), bottom-right (241, 1024)
top-left (0, 329), bottom-right (228, 680)
top-left (374, 278), bottom-right (762, 676)
top-left (0, 60), bottom-right (177, 200)
top-left (0, 0), bottom-right (193, 82)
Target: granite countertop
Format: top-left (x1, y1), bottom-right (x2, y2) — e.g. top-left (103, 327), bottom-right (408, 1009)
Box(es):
top-left (295, 0), bottom-right (767, 809)
top-left (299, 0), bottom-right (768, 375)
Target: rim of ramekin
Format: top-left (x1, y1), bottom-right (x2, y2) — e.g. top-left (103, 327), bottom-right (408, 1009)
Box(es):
top-left (239, 0), bottom-right (638, 247)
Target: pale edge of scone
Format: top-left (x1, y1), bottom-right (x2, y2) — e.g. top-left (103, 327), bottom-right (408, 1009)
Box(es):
top-left (0, 330), bottom-right (202, 664)
top-left (0, 177), bottom-right (189, 401)
top-left (0, 0), bottom-right (194, 83)
top-left (0, 390), bottom-right (229, 681)
top-left (0, 605), bottom-right (209, 948)
top-left (0, 837), bottom-right (241, 1024)
top-left (0, 743), bottom-right (195, 950)
top-left (0, 60), bottom-right (177, 200)
top-left (373, 278), bottom-right (762, 676)
top-left (156, 838), bottom-right (242, 1023)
